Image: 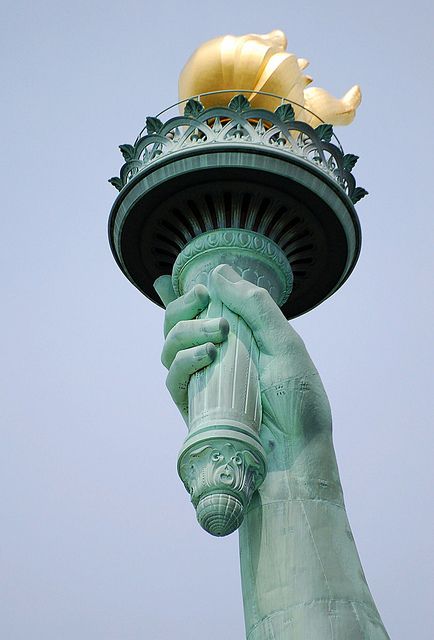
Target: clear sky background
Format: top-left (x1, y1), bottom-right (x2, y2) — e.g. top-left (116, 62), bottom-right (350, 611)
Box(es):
top-left (1, 1), bottom-right (433, 638)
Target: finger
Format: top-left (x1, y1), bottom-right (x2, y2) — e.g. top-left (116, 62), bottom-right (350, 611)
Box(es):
top-left (161, 317), bottom-right (229, 369)
top-left (153, 275), bottom-right (177, 308)
top-left (164, 284), bottom-right (210, 338)
top-left (166, 343), bottom-right (217, 418)
top-left (210, 264), bottom-right (295, 355)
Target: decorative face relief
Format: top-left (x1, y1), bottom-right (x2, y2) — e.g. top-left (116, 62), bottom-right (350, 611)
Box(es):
top-left (180, 441), bottom-right (265, 506)
top-left (178, 440), bottom-right (266, 536)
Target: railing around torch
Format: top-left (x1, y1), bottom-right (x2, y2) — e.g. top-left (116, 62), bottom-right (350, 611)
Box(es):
top-left (109, 91), bottom-right (367, 205)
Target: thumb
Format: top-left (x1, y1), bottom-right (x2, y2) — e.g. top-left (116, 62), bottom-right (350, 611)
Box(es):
top-left (210, 264), bottom-right (291, 355)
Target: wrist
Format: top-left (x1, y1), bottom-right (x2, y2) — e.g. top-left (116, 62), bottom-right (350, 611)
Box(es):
top-left (256, 469), bottom-right (344, 509)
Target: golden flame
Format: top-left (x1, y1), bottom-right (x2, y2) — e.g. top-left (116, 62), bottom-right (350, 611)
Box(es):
top-left (179, 30), bottom-right (361, 127)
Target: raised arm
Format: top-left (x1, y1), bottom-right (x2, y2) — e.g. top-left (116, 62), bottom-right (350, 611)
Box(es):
top-left (155, 265), bottom-right (390, 640)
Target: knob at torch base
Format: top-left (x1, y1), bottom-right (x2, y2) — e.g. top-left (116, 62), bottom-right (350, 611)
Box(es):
top-left (196, 493), bottom-right (244, 537)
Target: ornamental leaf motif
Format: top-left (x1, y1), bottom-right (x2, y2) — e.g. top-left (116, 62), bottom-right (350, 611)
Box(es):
top-left (184, 98), bottom-right (204, 118)
top-left (108, 177), bottom-right (123, 191)
top-left (351, 187), bottom-right (368, 204)
top-left (343, 153), bottom-right (359, 171)
top-left (146, 116), bottom-right (164, 134)
top-left (274, 103), bottom-right (295, 124)
top-left (108, 107), bottom-right (367, 204)
top-left (119, 144), bottom-right (135, 161)
top-left (228, 94), bottom-right (250, 113)
top-left (315, 123), bottom-right (334, 143)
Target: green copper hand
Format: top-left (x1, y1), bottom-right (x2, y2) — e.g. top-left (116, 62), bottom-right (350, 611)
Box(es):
top-left (153, 279), bottom-right (229, 422)
top-left (154, 264), bottom-right (389, 640)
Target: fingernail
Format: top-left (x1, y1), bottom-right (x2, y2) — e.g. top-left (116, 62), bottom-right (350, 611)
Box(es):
top-left (219, 318), bottom-right (229, 337)
top-left (213, 264), bottom-right (242, 283)
top-left (204, 318), bottom-right (226, 334)
top-left (195, 343), bottom-right (216, 361)
top-left (206, 343), bottom-right (217, 359)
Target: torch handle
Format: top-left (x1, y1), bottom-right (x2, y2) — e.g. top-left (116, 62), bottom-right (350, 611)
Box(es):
top-left (173, 229), bottom-right (292, 535)
top-left (187, 284), bottom-right (262, 443)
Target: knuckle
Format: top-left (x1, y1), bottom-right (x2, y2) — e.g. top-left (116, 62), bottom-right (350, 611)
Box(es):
top-left (248, 286), bottom-right (270, 305)
top-left (165, 361), bottom-right (178, 386)
top-left (167, 320), bottom-right (187, 346)
top-left (177, 319), bottom-right (190, 331)
top-left (170, 349), bottom-right (184, 369)
top-left (165, 298), bottom-right (175, 316)
top-left (164, 300), bottom-right (176, 330)
top-left (165, 371), bottom-right (172, 391)
top-left (165, 371), bottom-right (177, 397)
top-left (161, 349), bottom-right (170, 370)
top-left (163, 319), bottom-right (170, 338)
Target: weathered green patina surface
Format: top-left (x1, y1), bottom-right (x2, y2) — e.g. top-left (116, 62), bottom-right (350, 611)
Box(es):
top-left (172, 229), bottom-right (292, 535)
top-left (109, 92), bottom-right (389, 638)
top-left (154, 264), bottom-right (390, 639)
top-left (109, 97), bottom-right (367, 204)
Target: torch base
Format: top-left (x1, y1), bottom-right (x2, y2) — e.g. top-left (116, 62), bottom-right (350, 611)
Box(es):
top-left (178, 433), bottom-right (266, 537)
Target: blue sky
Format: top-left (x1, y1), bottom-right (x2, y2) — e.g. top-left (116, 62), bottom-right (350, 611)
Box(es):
top-left (1, 1), bottom-right (433, 638)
